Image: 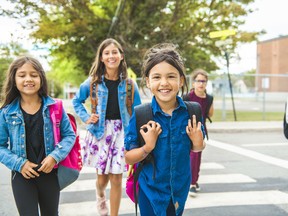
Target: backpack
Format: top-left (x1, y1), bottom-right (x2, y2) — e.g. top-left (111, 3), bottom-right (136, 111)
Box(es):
top-left (126, 101), bottom-right (202, 215)
top-left (49, 99), bottom-right (83, 190)
top-left (90, 78), bottom-right (134, 115)
top-left (183, 91), bottom-right (213, 139)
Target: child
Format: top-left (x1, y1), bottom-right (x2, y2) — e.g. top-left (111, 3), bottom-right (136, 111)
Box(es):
top-left (183, 68), bottom-right (214, 197)
top-left (0, 56), bottom-right (76, 215)
top-left (124, 43), bottom-right (205, 216)
top-left (72, 38), bottom-right (141, 216)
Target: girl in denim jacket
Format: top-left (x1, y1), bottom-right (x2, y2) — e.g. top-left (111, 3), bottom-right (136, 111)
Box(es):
top-left (125, 43), bottom-right (205, 216)
top-left (72, 38), bottom-right (141, 216)
top-left (0, 56), bottom-right (75, 216)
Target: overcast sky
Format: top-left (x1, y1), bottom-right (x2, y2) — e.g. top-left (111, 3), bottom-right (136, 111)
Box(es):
top-left (1, 0), bottom-right (288, 73)
top-left (229, 0), bottom-right (288, 74)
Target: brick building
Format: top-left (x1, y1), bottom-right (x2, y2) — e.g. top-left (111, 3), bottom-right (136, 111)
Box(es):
top-left (257, 36), bottom-right (288, 92)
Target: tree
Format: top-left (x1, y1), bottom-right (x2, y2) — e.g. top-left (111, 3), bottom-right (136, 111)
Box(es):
top-left (0, 0), bottom-right (263, 85)
top-left (0, 42), bottom-right (28, 91)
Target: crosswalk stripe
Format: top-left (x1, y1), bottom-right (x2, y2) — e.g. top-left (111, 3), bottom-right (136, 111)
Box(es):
top-left (185, 190), bottom-right (288, 208)
top-left (63, 173), bottom-right (256, 193)
top-left (79, 162), bottom-right (224, 174)
top-left (200, 162), bottom-right (225, 169)
top-left (242, 143), bottom-right (288, 147)
top-left (208, 139), bottom-right (288, 169)
top-left (59, 190), bottom-right (288, 215)
top-left (199, 173), bottom-right (256, 184)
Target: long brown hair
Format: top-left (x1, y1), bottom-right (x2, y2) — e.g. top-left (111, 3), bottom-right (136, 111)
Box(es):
top-left (0, 56), bottom-right (48, 108)
top-left (89, 38), bottom-right (128, 84)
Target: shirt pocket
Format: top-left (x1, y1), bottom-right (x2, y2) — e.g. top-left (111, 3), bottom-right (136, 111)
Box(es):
top-left (6, 116), bottom-right (22, 131)
top-left (156, 132), bottom-right (169, 151)
top-left (180, 131), bottom-right (192, 150)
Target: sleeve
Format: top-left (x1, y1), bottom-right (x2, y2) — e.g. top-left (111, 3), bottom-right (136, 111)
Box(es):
top-left (0, 109), bottom-right (27, 172)
top-left (124, 111), bottom-right (139, 151)
top-left (72, 78), bottom-right (91, 124)
top-left (131, 80), bottom-right (142, 111)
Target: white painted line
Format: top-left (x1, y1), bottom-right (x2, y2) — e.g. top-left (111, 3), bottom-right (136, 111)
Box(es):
top-left (185, 190), bottom-right (288, 208)
top-left (59, 190), bottom-right (288, 215)
top-left (80, 167), bottom-right (96, 174)
top-left (208, 139), bottom-right (288, 169)
top-left (63, 179), bottom-right (129, 192)
top-left (201, 162), bottom-right (225, 170)
top-left (60, 197), bottom-right (135, 216)
top-left (199, 174), bottom-right (256, 184)
top-left (63, 172), bottom-right (254, 193)
top-left (242, 143), bottom-right (288, 147)
top-left (79, 162), bottom-right (224, 174)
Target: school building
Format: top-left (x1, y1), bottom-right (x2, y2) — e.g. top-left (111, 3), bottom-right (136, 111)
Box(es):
top-left (256, 35), bottom-right (288, 92)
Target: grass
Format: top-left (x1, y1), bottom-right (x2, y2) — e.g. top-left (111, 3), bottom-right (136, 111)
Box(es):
top-left (213, 110), bottom-right (284, 122)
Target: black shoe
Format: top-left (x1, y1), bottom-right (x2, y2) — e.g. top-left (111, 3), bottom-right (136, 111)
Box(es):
top-left (196, 183), bottom-right (201, 192)
top-left (189, 186), bottom-right (197, 197)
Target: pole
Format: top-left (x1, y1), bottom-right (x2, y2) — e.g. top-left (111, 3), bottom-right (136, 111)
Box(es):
top-left (225, 51), bottom-right (237, 121)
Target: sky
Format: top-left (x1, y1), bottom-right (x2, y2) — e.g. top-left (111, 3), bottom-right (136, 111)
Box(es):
top-left (1, 0), bottom-right (288, 73)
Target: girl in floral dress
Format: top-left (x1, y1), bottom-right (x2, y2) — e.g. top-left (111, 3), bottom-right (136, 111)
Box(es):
top-left (72, 38), bottom-right (141, 216)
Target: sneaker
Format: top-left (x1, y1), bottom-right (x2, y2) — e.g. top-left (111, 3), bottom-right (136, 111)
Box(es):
top-left (189, 186), bottom-right (197, 197)
top-left (196, 183), bottom-right (201, 192)
top-left (97, 195), bottom-right (108, 216)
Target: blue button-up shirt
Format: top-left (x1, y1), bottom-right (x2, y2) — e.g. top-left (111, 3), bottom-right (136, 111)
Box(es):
top-left (125, 96), bottom-right (196, 216)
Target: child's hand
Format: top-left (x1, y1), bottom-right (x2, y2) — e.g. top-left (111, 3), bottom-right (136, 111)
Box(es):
top-left (140, 120), bottom-right (162, 152)
top-left (38, 156), bottom-right (57, 173)
top-left (85, 113), bottom-right (99, 124)
top-left (20, 161), bottom-right (40, 179)
top-left (186, 115), bottom-right (205, 152)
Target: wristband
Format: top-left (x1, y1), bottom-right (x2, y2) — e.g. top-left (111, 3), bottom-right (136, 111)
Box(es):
top-left (141, 146), bottom-right (149, 158)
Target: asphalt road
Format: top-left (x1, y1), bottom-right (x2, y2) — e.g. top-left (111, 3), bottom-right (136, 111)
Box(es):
top-left (1, 129), bottom-right (288, 216)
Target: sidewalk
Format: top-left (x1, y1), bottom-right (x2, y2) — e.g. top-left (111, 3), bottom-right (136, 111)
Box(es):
top-left (207, 121), bottom-right (283, 133)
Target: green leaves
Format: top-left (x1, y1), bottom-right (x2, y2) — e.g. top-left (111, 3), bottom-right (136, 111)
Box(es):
top-left (0, 0), bottom-right (261, 85)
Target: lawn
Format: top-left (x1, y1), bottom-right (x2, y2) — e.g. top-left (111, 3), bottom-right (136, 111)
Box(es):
top-left (213, 109), bottom-right (284, 122)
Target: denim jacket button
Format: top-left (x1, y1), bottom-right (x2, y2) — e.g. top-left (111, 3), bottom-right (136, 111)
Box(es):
top-left (21, 134), bottom-right (24, 138)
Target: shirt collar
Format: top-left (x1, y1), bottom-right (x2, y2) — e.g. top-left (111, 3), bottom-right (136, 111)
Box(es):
top-left (151, 95), bottom-right (186, 115)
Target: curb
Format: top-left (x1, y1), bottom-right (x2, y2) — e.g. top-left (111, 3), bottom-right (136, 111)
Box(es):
top-left (207, 121), bottom-right (283, 133)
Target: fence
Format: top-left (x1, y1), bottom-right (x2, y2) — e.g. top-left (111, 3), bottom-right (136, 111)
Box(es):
top-left (136, 73), bottom-right (288, 121)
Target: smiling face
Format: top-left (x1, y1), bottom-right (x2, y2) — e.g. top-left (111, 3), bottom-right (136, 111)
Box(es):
top-left (146, 61), bottom-right (184, 106)
top-left (15, 63), bottom-right (41, 98)
top-left (100, 43), bottom-right (123, 72)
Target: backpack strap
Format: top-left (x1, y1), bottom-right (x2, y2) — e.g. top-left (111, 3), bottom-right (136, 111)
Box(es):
top-left (184, 101), bottom-right (206, 143)
top-left (134, 103), bottom-right (154, 215)
top-left (126, 79), bottom-right (134, 116)
top-left (184, 101), bottom-right (202, 124)
top-left (90, 82), bottom-right (98, 114)
top-left (49, 99), bottom-right (63, 145)
top-left (205, 94), bottom-right (214, 123)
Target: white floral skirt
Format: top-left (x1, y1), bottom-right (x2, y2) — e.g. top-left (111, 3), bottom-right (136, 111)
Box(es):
top-left (82, 119), bottom-right (126, 174)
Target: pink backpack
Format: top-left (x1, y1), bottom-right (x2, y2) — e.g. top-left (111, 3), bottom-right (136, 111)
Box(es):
top-left (49, 99), bottom-right (82, 190)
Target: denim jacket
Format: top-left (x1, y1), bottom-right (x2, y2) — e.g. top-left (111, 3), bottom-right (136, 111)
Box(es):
top-left (0, 96), bottom-right (76, 173)
top-left (72, 76), bottom-right (141, 140)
